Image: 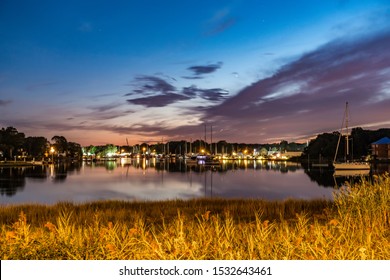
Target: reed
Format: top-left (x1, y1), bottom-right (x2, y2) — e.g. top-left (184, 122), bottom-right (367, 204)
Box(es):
top-left (0, 199), bottom-right (331, 228)
top-left (0, 174), bottom-right (389, 259)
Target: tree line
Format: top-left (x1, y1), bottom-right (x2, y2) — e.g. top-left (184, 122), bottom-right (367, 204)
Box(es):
top-left (0, 126), bottom-right (307, 161)
top-left (0, 126), bottom-right (82, 161)
top-left (83, 139), bottom-right (306, 158)
top-left (303, 127), bottom-right (390, 161)
top-left (3, 125), bottom-right (387, 162)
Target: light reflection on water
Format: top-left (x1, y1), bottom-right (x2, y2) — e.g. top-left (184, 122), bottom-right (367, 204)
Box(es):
top-left (1, 158), bottom-right (386, 205)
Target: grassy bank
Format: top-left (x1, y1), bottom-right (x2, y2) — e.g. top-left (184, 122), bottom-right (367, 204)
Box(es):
top-left (0, 174), bottom-right (389, 260)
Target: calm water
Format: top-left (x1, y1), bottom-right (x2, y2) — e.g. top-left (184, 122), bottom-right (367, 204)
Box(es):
top-left (1, 158), bottom-right (388, 205)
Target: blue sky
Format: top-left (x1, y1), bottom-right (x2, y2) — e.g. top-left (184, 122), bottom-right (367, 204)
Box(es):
top-left (1, 0), bottom-right (390, 145)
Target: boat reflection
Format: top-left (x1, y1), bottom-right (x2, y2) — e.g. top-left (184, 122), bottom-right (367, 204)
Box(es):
top-left (305, 163), bottom-right (380, 188)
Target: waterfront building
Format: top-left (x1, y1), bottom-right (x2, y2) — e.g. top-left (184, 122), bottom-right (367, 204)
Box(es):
top-left (371, 137), bottom-right (390, 160)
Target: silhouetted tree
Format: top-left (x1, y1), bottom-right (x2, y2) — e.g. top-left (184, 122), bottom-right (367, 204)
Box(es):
top-left (51, 135), bottom-right (68, 155)
top-left (304, 132), bottom-right (339, 160)
top-left (24, 136), bottom-right (49, 158)
top-left (0, 127), bottom-right (25, 159)
top-left (303, 128), bottom-right (390, 161)
top-left (280, 140), bottom-right (288, 152)
top-left (67, 142), bottom-right (82, 159)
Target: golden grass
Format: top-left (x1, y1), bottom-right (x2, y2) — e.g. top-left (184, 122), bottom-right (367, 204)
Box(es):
top-left (0, 174), bottom-right (389, 260)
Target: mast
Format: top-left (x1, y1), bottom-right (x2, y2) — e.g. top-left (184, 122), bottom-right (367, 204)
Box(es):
top-left (345, 102), bottom-right (349, 161)
top-left (204, 124), bottom-right (207, 152)
top-left (210, 125), bottom-right (213, 155)
top-left (333, 102), bottom-right (348, 163)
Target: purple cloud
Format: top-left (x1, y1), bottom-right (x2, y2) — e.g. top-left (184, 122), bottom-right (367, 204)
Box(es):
top-left (88, 103), bottom-right (121, 112)
top-left (186, 62), bottom-right (223, 77)
top-left (0, 99), bottom-right (12, 106)
top-left (126, 75), bottom-right (176, 96)
top-left (181, 76), bottom-right (204, 80)
top-left (200, 30), bottom-right (390, 142)
top-left (182, 85), bottom-right (229, 102)
top-left (127, 93), bottom-right (191, 108)
top-left (125, 75), bottom-right (229, 107)
top-left (126, 75), bottom-right (191, 107)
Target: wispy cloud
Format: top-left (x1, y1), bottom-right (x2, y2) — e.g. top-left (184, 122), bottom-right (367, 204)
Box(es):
top-left (125, 74), bottom-right (229, 107)
top-left (204, 7), bottom-right (237, 36)
top-left (182, 85), bottom-right (229, 102)
top-left (88, 93), bottom-right (120, 99)
top-left (0, 99), bottom-right (12, 106)
top-left (199, 29), bottom-right (390, 142)
top-left (126, 76), bottom-right (176, 97)
top-left (73, 100), bottom-right (134, 121)
top-left (186, 62), bottom-right (223, 76)
top-left (88, 102), bottom-right (122, 112)
top-left (25, 81), bottom-right (58, 91)
top-left (206, 18), bottom-right (237, 36)
top-left (125, 75), bottom-right (190, 107)
top-left (181, 76), bottom-right (204, 80)
top-left (127, 93), bottom-right (191, 108)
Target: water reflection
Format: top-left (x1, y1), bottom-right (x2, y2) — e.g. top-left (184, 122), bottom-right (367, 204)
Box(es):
top-left (0, 163), bottom-right (82, 196)
top-left (0, 167), bottom-right (27, 196)
top-left (305, 167), bottom-right (371, 188)
top-left (0, 159), bottom-right (387, 204)
top-left (117, 158), bottom-right (302, 173)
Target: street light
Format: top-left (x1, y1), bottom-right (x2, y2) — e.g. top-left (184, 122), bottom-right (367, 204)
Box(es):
top-left (50, 147), bottom-right (55, 163)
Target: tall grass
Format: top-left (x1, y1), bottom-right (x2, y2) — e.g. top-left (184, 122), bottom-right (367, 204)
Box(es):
top-left (0, 174), bottom-right (389, 259)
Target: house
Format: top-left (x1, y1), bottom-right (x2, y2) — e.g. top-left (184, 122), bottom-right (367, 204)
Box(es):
top-left (371, 137), bottom-right (390, 160)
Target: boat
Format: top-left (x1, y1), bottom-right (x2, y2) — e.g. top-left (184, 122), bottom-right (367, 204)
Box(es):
top-left (197, 154), bottom-right (221, 166)
top-left (332, 102), bottom-right (370, 170)
top-left (185, 155), bottom-right (198, 166)
top-left (333, 169), bottom-right (370, 177)
top-left (332, 161), bottom-right (370, 170)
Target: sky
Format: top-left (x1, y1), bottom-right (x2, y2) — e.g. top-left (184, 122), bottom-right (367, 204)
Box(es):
top-left (1, 0), bottom-right (390, 146)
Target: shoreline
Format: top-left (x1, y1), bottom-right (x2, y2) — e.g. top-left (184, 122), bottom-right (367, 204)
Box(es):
top-left (0, 161), bottom-right (44, 167)
top-left (1, 158), bottom-right (389, 167)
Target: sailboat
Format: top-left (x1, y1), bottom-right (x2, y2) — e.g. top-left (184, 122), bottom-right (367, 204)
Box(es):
top-left (332, 102), bottom-right (370, 171)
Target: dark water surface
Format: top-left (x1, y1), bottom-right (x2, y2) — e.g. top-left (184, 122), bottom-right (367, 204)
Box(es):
top-left (1, 158), bottom-right (388, 205)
